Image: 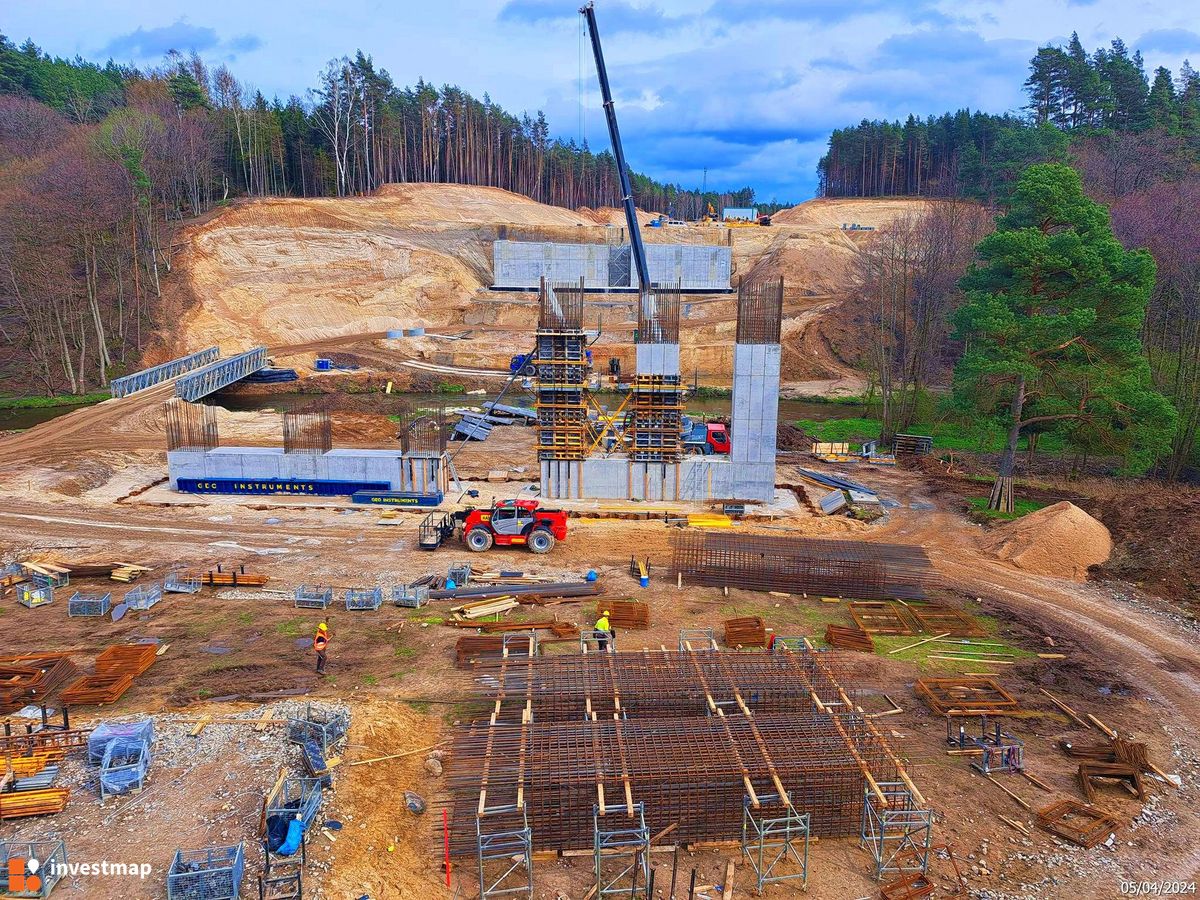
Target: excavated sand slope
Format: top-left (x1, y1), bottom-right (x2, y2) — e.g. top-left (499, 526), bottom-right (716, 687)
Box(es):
top-left (981, 501), bottom-right (1114, 581)
top-left (169, 186), bottom-right (934, 368)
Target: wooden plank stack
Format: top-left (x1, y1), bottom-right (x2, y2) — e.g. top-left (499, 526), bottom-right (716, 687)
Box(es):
top-left (605, 600), bottom-right (650, 630)
top-left (723, 616), bottom-right (768, 648)
top-left (451, 597), bottom-right (520, 620)
top-left (185, 567), bottom-right (268, 587)
top-left (109, 563), bottom-right (151, 583)
top-left (824, 624), bottom-right (874, 652)
top-left (0, 787), bottom-right (70, 819)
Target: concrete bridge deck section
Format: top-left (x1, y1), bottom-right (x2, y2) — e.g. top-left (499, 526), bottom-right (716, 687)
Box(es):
top-left (109, 347), bottom-right (220, 398)
top-left (174, 347), bottom-right (268, 401)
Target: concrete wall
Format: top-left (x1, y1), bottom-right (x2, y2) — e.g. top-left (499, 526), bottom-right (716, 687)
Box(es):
top-left (168, 448), bottom-right (447, 493)
top-left (635, 343), bottom-right (681, 375)
top-left (728, 342), bottom-right (781, 501)
top-left (540, 456), bottom-right (768, 502)
top-left (493, 241), bottom-right (731, 291)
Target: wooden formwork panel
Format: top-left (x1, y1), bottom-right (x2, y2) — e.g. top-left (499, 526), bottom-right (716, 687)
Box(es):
top-left (914, 677), bottom-right (1021, 717)
top-left (910, 607), bottom-right (987, 638)
top-left (849, 601), bottom-right (920, 635)
top-left (1036, 799), bottom-right (1122, 848)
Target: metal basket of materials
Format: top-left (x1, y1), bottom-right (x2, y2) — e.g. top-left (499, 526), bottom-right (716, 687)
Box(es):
top-left (0, 839), bottom-right (68, 898)
top-left (17, 583), bottom-right (53, 608)
top-left (266, 777), bottom-right (324, 835)
top-left (294, 585), bottom-right (333, 609)
top-left (392, 584), bottom-right (430, 608)
top-left (124, 582), bottom-right (163, 611)
top-left (447, 562), bottom-right (472, 586)
top-left (286, 704), bottom-right (349, 754)
top-left (344, 587), bottom-right (383, 612)
top-left (29, 569), bottom-right (69, 589)
top-left (99, 736), bottom-right (151, 800)
top-left (68, 590), bottom-right (112, 617)
top-left (166, 843), bottom-right (245, 900)
top-left (88, 719), bottom-right (154, 765)
top-left (164, 571), bottom-right (203, 594)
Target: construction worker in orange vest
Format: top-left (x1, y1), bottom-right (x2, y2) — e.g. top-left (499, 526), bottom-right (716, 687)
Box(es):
top-left (313, 622), bottom-right (330, 675)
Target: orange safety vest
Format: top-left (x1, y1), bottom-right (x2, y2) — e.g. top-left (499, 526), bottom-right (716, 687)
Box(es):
top-left (313, 632), bottom-right (329, 652)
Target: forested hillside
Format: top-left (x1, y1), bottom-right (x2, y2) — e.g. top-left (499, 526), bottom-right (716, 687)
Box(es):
top-left (819, 35), bottom-right (1200, 201)
top-left (0, 36), bottom-right (754, 396)
top-left (824, 34), bottom-right (1200, 479)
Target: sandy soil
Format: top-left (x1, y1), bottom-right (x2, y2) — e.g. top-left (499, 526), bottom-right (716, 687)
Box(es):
top-left (2, 391), bottom-right (1200, 897)
top-left (159, 187), bottom-right (923, 388)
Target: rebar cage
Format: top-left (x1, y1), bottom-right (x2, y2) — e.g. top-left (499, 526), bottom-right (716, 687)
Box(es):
top-left (636, 283), bottom-right (681, 344)
top-left (282, 405), bottom-right (332, 455)
top-left (165, 398), bottom-right (219, 451)
top-left (735, 277), bottom-right (784, 344)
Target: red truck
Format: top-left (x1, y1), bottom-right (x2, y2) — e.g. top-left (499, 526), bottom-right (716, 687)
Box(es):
top-left (684, 422), bottom-right (730, 455)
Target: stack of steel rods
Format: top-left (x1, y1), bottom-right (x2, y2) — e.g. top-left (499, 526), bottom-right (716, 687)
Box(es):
top-left (670, 532), bottom-right (937, 600)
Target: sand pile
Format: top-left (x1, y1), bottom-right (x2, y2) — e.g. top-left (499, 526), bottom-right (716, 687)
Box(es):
top-left (981, 501), bottom-right (1113, 580)
top-left (771, 197), bottom-right (938, 228)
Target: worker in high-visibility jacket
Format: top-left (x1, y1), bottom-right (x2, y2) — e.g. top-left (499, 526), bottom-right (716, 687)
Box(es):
top-left (313, 622), bottom-right (330, 675)
top-left (594, 610), bottom-right (613, 653)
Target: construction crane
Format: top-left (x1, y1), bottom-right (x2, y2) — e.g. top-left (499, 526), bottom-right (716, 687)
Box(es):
top-left (580, 2), bottom-right (656, 327)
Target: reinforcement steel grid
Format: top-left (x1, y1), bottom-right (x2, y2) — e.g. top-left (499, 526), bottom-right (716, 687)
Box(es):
top-left (670, 532), bottom-right (937, 601)
top-left (443, 648), bottom-right (916, 855)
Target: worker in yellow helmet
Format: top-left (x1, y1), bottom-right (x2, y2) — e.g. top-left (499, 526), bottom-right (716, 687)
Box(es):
top-left (313, 622), bottom-right (330, 675)
top-left (594, 610), bottom-right (613, 653)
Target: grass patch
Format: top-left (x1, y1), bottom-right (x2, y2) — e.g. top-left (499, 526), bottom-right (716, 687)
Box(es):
top-left (275, 618), bottom-right (304, 637)
top-left (197, 688), bottom-right (212, 699)
top-left (966, 496), bottom-right (1049, 522)
top-left (236, 611), bottom-right (253, 625)
top-left (408, 614), bottom-right (445, 625)
top-left (0, 391), bottom-right (110, 410)
top-left (796, 416), bottom-right (1066, 455)
top-left (361, 674), bottom-right (378, 687)
top-left (394, 646), bottom-right (417, 659)
top-left (871, 627), bottom-right (1036, 673)
top-left (435, 380), bottom-right (464, 394)
top-left (404, 699), bottom-right (432, 714)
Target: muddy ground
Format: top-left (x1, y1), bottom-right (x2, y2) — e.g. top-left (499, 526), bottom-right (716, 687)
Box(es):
top-left (1, 391), bottom-right (1199, 898)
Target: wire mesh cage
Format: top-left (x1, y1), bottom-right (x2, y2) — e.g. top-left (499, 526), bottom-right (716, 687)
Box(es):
top-left (68, 590), bottom-right (112, 617)
top-left (0, 839), bottom-right (68, 899)
top-left (124, 582), bottom-right (163, 611)
top-left (286, 705), bottom-right (349, 754)
top-left (164, 572), bottom-right (202, 594)
top-left (392, 584), bottom-right (430, 608)
top-left (166, 843), bottom-right (245, 900)
top-left (294, 585), bottom-right (333, 609)
top-left (17, 584), bottom-right (53, 608)
top-left (344, 587), bottom-right (383, 611)
top-left (100, 737), bottom-right (151, 800)
top-left (266, 777), bottom-right (324, 834)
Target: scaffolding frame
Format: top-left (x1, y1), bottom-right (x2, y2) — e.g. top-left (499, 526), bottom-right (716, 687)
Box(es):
top-left (476, 805), bottom-right (533, 899)
top-left (536, 279), bottom-right (591, 461)
top-left (678, 628), bottom-right (717, 651)
top-left (741, 793), bottom-right (810, 891)
top-left (861, 782), bottom-right (933, 880)
top-left (594, 802), bottom-right (650, 898)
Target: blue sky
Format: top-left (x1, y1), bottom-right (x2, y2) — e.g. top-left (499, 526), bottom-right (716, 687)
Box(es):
top-left (6, 1), bottom-right (1199, 202)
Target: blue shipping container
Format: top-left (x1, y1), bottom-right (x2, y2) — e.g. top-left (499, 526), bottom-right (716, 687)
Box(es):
top-left (178, 478), bottom-right (390, 497)
top-left (351, 490), bottom-right (444, 507)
